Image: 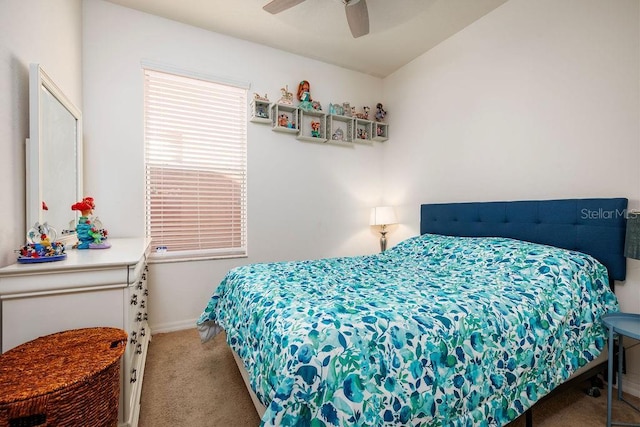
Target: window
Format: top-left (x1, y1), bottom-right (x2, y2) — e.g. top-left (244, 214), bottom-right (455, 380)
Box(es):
top-left (143, 68), bottom-right (247, 259)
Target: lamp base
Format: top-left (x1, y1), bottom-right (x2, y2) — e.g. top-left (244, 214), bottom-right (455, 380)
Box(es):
top-left (379, 230), bottom-right (388, 252)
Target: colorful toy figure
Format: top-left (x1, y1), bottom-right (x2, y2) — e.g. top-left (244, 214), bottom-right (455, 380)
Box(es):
top-left (18, 222), bottom-right (66, 262)
top-left (353, 106), bottom-right (371, 120)
top-left (297, 80), bottom-right (311, 102)
top-left (329, 103), bottom-right (344, 115)
top-left (375, 103), bottom-right (387, 122)
top-left (278, 114), bottom-right (289, 127)
top-left (311, 121), bottom-right (321, 138)
top-left (71, 197), bottom-right (111, 249)
top-left (298, 80), bottom-right (317, 111)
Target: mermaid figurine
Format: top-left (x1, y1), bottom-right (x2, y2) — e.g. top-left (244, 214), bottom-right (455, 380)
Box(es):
top-left (71, 197), bottom-right (111, 249)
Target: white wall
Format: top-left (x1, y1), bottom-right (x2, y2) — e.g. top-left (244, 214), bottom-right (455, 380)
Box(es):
top-left (0, 0), bottom-right (82, 267)
top-left (383, 0), bottom-right (640, 395)
top-left (82, 0), bottom-right (385, 332)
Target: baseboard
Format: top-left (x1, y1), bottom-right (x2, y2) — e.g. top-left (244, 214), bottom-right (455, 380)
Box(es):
top-left (149, 319), bottom-right (197, 334)
top-left (619, 373), bottom-right (640, 398)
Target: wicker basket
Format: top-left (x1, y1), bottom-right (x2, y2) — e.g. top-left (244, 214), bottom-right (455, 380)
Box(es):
top-left (0, 327), bottom-right (127, 427)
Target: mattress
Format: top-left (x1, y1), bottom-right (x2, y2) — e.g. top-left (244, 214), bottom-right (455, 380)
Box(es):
top-left (197, 233), bottom-right (619, 426)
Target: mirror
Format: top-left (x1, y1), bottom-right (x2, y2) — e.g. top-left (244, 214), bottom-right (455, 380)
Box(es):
top-left (27, 63), bottom-right (82, 243)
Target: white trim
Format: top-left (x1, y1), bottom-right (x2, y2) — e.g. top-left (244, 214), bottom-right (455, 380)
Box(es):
top-left (140, 59), bottom-right (251, 90)
top-left (149, 318), bottom-right (198, 334)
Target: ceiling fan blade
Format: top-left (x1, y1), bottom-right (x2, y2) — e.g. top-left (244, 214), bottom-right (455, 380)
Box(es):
top-left (345, 0), bottom-right (369, 38)
top-left (263, 0), bottom-right (306, 14)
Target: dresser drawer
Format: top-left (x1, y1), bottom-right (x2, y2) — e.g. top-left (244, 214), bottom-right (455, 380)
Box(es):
top-left (1, 287), bottom-right (124, 352)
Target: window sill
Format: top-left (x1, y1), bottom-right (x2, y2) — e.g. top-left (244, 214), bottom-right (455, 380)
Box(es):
top-left (148, 252), bottom-right (248, 264)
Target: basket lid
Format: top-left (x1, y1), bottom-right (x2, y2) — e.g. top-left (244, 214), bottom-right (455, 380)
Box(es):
top-left (0, 327), bottom-right (127, 404)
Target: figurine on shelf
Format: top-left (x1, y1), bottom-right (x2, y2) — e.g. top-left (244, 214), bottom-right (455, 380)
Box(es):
top-left (332, 128), bottom-right (344, 141)
top-left (310, 121), bottom-right (321, 138)
top-left (297, 80), bottom-right (310, 102)
top-left (71, 197), bottom-right (111, 249)
top-left (253, 93), bottom-right (269, 102)
top-left (297, 80), bottom-right (318, 111)
top-left (353, 106), bottom-right (370, 120)
top-left (357, 128), bottom-right (368, 139)
top-left (278, 114), bottom-right (289, 127)
top-left (375, 103), bottom-right (387, 122)
top-left (343, 102), bottom-right (351, 116)
top-left (277, 85), bottom-right (294, 105)
top-left (329, 103), bottom-right (344, 116)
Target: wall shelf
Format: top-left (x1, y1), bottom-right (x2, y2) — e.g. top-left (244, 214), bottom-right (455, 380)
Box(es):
top-left (373, 122), bottom-right (389, 142)
top-left (252, 99), bottom-right (388, 145)
top-left (297, 109), bottom-right (327, 143)
top-left (250, 99), bottom-right (271, 123)
top-left (355, 118), bottom-right (373, 142)
top-left (327, 114), bottom-right (354, 143)
top-left (271, 103), bottom-right (299, 133)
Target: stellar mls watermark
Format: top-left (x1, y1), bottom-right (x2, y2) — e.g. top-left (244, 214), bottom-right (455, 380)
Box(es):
top-left (580, 208), bottom-right (636, 220)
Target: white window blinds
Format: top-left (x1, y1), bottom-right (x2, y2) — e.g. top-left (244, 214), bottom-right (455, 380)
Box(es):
top-left (143, 68), bottom-right (247, 258)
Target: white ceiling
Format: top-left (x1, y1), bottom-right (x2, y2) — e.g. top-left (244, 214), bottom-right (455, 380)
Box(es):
top-left (104, 0), bottom-right (508, 78)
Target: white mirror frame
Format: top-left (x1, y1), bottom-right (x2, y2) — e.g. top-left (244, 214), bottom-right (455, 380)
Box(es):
top-left (27, 63), bottom-right (83, 244)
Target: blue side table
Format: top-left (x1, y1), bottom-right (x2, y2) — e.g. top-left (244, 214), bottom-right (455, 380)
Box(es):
top-left (602, 312), bottom-right (640, 427)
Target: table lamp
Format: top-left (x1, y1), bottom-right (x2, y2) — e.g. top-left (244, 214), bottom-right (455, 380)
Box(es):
top-left (370, 206), bottom-right (397, 252)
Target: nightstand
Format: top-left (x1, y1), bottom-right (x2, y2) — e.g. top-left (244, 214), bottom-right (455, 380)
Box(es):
top-left (602, 312), bottom-right (640, 427)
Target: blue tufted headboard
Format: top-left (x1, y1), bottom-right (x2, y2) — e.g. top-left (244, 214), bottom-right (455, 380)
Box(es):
top-left (420, 198), bottom-right (628, 282)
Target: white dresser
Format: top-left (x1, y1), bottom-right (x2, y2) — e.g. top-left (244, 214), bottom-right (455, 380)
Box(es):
top-left (0, 237), bottom-right (151, 427)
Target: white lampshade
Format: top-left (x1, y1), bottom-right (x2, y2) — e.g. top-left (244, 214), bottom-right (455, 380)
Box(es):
top-left (370, 206), bottom-right (397, 226)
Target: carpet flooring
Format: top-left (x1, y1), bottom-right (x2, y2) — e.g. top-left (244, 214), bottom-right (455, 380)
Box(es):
top-left (138, 328), bottom-right (640, 426)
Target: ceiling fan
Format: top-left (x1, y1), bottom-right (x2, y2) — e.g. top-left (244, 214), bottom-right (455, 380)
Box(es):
top-left (262, 0), bottom-right (370, 38)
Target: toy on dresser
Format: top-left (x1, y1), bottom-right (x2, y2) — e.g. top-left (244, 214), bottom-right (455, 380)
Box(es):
top-left (16, 222), bottom-right (66, 263)
top-left (71, 197), bottom-right (110, 249)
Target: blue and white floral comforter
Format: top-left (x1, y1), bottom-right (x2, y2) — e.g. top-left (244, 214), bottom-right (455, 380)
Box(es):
top-left (197, 234), bottom-right (618, 426)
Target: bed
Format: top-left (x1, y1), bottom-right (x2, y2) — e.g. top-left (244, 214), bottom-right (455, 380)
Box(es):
top-left (197, 198), bottom-right (628, 426)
